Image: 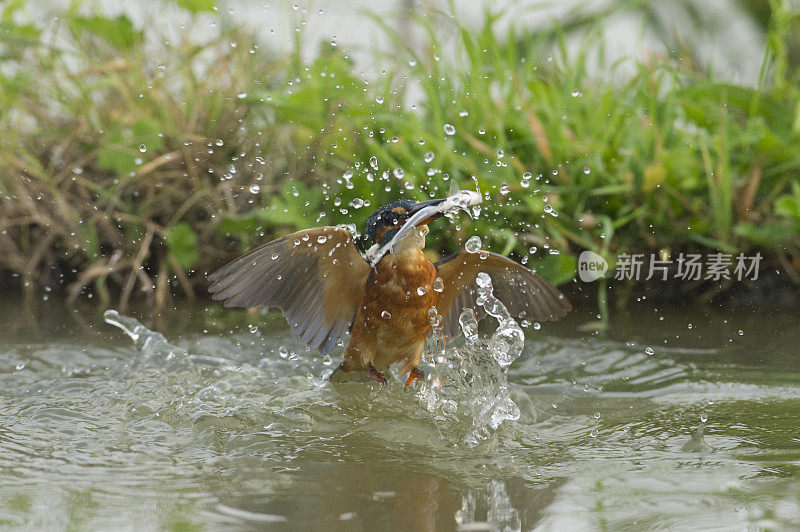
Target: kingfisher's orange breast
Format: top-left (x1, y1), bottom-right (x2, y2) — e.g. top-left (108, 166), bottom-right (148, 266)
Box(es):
top-left (354, 248), bottom-right (439, 368)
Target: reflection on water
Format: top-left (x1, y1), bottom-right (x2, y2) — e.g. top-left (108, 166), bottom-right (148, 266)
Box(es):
top-left (1, 297), bottom-right (799, 530)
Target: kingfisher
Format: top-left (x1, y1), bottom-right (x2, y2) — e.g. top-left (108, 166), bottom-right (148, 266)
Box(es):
top-left (208, 192), bottom-right (571, 386)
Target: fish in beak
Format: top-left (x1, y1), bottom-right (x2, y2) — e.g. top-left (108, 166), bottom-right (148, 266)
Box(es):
top-left (368, 189), bottom-right (482, 267)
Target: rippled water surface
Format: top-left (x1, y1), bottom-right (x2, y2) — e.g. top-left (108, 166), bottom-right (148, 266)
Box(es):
top-left (1, 297), bottom-right (799, 530)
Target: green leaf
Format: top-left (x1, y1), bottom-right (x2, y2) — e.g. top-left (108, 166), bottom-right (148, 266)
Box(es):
top-left (0, 71), bottom-right (32, 107)
top-left (217, 213), bottom-right (261, 237)
top-left (1, 0), bottom-right (26, 20)
top-left (529, 253), bottom-right (576, 286)
top-left (775, 194), bottom-right (800, 219)
top-left (258, 46), bottom-right (360, 133)
top-left (97, 134), bottom-right (137, 174)
top-left (256, 181), bottom-right (325, 228)
top-left (165, 223), bottom-right (200, 269)
top-left (77, 224), bottom-right (100, 258)
top-left (172, 0), bottom-right (217, 13)
top-left (68, 15), bottom-right (141, 50)
top-left (0, 20), bottom-right (41, 47)
top-left (679, 82), bottom-right (792, 133)
top-left (257, 199), bottom-right (306, 227)
top-left (734, 221), bottom-right (796, 246)
top-left (97, 119), bottom-right (164, 174)
top-left (132, 118), bottom-right (165, 151)
top-left (0, 0), bottom-right (39, 48)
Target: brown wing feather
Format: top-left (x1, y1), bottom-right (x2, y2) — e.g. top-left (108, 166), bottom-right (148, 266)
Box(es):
top-left (435, 249), bottom-right (571, 342)
top-left (208, 227), bottom-right (370, 356)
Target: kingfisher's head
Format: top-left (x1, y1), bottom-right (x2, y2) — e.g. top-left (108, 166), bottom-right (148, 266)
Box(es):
top-left (365, 198), bottom-right (446, 246)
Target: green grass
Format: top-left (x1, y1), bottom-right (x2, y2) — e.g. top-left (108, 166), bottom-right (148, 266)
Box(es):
top-left (1, 0), bottom-right (799, 312)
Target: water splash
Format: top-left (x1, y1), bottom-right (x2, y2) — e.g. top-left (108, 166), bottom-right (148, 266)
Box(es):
top-left (455, 480), bottom-right (521, 532)
top-left (105, 287), bottom-right (525, 448)
top-left (421, 273), bottom-right (525, 446)
top-left (476, 272), bottom-right (525, 369)
top-left (104, 310), bottom-right (186, 358)
top-left (103, 310), bottom-right (234, 372)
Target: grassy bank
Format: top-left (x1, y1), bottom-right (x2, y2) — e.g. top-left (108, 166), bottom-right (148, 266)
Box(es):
top-left (1, 1), bottom-right (799, 313)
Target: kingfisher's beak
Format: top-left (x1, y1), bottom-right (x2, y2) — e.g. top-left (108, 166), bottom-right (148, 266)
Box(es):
top-left (369, 189), bottom-right (482, 267)
top-left (405, 198), bottom-right (447, 226)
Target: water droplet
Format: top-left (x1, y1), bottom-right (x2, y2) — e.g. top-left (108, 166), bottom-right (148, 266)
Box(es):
top-left (350, 198), bottom-right (364, 209)
top-left (645, 346), bottom-right (654, 355)
top-left (424, 151), bottom-right (435, 163)
top-left (443, 123), bottom-right (456, 135)
top-left (478, 128), bottom-right (485, 135)
top-left (375, 96), bottom-right (384, 104)
top-left (249, 184), bottom-right (260, 194)
top-left (583, 167), bottom-right (591, 175)
top-left (497, 149), bottom-right (504, 158)
top-left (476, 272), bottom-right (491, 288)
top-left (369, 156), bottom-right (378, 169)
top-left (499, 182), bottom-right (509, 195)
top-left (433, 277), bottom-right (444, 292)
top-left (248, 324), bottom-right (259, 334)
top-left (465, 236), bottom-right (481, 253)
top-left (322, 354), bottom-right (333, 366)
top-left (278, 346), bottom-right (289, 358)
top-left (571, 89), bottom-right (582, 97)
top-left (590, 428), bottom-right (599, 438)
top-left (700, 412), bottom-right (708, 423)
top-left (417, 286), bottom-right (427, 296)
top-left (458, 308), bottom-right (479, 343)
top-left (138, 144), bottom-right (147, 153)
top-left (393, 168), bottom-right (404, 179)
top-left (459, 109), bottom-right (468, 117)
top-left (215, 139), bottom-right (224, 146)
top-left (381, 310), bottom-right (391, 319)
top-left (237, 91), bottom-right (247, 99)
top-left (594, 411), bottom-right (601, 419)
top-left (317, 235), bottom-right (327, 244)
top-left (271, 252), bottom-right (279, 260)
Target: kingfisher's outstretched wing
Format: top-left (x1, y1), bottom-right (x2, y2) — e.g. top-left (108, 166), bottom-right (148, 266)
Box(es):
top-left (434, 249), bottom-right (571, 342)
top-left (208, 227), bottom-right (370, 356)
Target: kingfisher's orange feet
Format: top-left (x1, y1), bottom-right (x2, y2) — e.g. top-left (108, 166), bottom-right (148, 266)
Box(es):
top-left (367, 363), bottom-right (387, 384)
top-left (405, 367), bottom-right (424, 387)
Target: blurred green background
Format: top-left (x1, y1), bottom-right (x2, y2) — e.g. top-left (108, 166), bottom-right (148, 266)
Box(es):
top-left (1, 0), bottom-right (799, 313)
